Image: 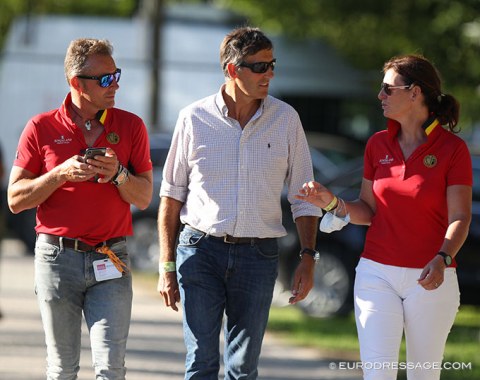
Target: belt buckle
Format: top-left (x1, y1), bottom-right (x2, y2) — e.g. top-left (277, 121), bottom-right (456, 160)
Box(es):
top-left (74, 239), bottom-right (80, 251)
top-left (223, 235), bottom-right (236, 244)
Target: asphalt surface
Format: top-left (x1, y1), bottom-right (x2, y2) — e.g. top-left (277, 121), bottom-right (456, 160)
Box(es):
top-left (0, 238), bottom-right (362, 380)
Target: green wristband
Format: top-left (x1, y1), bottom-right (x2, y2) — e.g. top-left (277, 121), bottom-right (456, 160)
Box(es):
top-left (160, 261), bottom-right (176, 273)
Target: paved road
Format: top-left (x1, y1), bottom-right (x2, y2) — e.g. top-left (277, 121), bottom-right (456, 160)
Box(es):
top-left (0, 239), bottom-right (362, 380)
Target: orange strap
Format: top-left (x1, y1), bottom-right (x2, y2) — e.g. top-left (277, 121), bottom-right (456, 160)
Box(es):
top-left (96, 245), bottom-right (129, 274)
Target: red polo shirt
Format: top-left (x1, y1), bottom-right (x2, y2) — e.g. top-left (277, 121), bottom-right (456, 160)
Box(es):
top-left (13, 93), bottom-right (152, 245)
top-left (362, 118), bottom-right (472, 268)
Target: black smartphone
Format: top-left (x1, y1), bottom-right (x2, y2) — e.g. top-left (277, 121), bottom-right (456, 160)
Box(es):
top-left (83, 147), bottom-right (107, 161)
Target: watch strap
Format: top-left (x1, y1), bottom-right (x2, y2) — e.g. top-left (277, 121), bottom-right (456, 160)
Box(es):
top-left (111, 164), bottom-right (129, 186)
top-left (299, 248), bottom-right (319, 262)
top-left (437, 251), bottom-right (452, 266)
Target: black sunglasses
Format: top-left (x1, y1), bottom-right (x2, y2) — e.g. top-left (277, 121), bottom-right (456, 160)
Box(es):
top-left (238, 59), bottom-right (276, 74)
top-left (77, 68), bottom-right (121, 88)
top-left (380, 82), bottom-right (413, 96)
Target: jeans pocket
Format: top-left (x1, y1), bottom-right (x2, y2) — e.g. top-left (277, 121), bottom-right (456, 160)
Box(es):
top-left (254, 239), bottom-right (279, 259)
top-left (111, 241), bottom-right (131, 270)
top-left (35, 241), bottom-right (61, 262)
top-left (178, 228), bottom-right (205, 247)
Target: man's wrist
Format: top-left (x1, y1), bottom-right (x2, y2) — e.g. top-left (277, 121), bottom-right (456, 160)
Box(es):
top-left (299, 248), bottom-right (320, 262)
top-left (111, 164), bottom-right (129, 186)
top-left (159, 261), bottom-right (176, 273)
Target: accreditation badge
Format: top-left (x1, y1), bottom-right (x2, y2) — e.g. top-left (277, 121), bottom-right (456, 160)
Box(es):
top-left (93, 258), bottom-right (122, 281)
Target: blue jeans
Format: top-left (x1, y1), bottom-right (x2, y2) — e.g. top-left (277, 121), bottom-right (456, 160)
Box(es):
top-left (34, 238), bottom-right (132, 380)
top-left (177, 226), bottom-right (279, 380)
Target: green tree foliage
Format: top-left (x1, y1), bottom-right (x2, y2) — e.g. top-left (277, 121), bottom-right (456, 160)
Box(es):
top-left (0, 0), bottom-right (138, 50)
top-left (2, 0), bottom-right (480, 125)
top-left (217, 0), bottom-right (480, 126)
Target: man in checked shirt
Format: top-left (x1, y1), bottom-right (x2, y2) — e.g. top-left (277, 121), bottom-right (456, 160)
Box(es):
top-left (157, 26), bottom-right (322, 380)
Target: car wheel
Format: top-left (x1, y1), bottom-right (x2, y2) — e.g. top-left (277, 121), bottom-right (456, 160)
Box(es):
top-left (128, 217), bottom-right (159, 272)
top-left (298, 249), bottom-right (353, 318)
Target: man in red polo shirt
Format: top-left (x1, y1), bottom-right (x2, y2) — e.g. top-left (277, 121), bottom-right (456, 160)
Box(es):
top-left (7, 38), bottom-right (152, 379)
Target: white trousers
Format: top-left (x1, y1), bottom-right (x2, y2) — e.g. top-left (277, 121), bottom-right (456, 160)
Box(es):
top-left (354, 258), bottom-right (460, 380)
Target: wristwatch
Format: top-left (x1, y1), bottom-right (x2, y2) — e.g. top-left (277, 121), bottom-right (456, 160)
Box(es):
top-left (299, 248), bottom-right (320, 263)
top-left (437, 251), bottom-right (452, 266)
top-left (111, 164), bottom-right (129, 186)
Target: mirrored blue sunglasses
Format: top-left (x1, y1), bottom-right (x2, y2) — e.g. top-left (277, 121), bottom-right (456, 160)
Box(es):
top-left (77, 68), bottom-right (121, 88)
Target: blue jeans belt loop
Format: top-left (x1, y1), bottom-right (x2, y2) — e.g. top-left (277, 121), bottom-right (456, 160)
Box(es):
top-left (37, 233), bottom-right (126, 252)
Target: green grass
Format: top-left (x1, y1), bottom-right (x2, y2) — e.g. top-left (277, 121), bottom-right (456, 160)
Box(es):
top-left (267, 306), bottom-right (359, 356)
top-left (267, 304), bottom-right (480, 379)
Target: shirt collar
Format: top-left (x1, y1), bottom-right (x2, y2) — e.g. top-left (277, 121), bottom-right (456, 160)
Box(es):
top-left (215, 84), bottom-right (266, 120)
top-left (61, 93), bottom-right (108, 127)
top-left (387, 115), bottom-right (441, 140)
top-left (215, 85), bottom-right (229, 117)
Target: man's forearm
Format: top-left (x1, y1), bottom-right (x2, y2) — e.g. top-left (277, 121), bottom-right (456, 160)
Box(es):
top-left (158, 196), bottom-right (184, 262)
top-left (295, 215), bottom-right (319, 250)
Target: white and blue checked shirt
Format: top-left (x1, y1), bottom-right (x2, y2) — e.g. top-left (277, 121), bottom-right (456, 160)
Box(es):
top-left (160, 86), bottom-right (322, 238)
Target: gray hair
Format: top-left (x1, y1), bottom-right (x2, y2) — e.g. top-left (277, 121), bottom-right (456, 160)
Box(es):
top-left (64, 38), bottom-right (113, 85)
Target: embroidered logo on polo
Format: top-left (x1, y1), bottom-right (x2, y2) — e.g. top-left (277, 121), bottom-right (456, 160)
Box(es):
top-left (54, 135), bottom-right (73, 145)
top-left (379, 154), bottom-right (394, 165)
top-left (107, 132), bottom-right (120, 144)
top-left (423, 154), bottom-right (437, 168)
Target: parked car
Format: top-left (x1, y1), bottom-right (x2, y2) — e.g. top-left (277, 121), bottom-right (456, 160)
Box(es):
top-left (128, 132), bottom-right (366, 318)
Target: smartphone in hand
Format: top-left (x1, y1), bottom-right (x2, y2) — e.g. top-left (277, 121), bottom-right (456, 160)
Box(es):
top-left (82, 147), bottom-right (107, 182)
top-left (83, 147), bottom-right (107, 161)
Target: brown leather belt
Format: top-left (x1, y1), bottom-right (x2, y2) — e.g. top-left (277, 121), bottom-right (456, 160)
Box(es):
top-left (220, 235), bottom-right (263, 245)
top-left (37, 233), bottom-right (126, 252)
top-left (185, 225), bottom-right (269, 245)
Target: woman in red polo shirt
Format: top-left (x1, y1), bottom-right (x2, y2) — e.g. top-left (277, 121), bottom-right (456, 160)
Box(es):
top-left (298, 54), bottom-right (472, 380)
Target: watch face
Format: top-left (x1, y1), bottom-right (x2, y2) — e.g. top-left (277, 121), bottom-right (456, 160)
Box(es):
top-left (445, 255), bottom-right (452, 265)
top-left (439, 252), bottom-right (452, 266)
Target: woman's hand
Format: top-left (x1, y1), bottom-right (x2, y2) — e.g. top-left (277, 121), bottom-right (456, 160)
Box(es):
top-left (295, 181), bottom-right (335, 209)
top-left (417, 255), bottom-right (446, 290)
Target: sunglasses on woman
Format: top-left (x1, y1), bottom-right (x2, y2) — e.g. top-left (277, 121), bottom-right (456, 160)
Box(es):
top-left (238, 59), bottom-right (276, 74)
top-left (77, 68), bottom-right (122, 88)
top-left (380, 82), bottom-right (414, 96)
